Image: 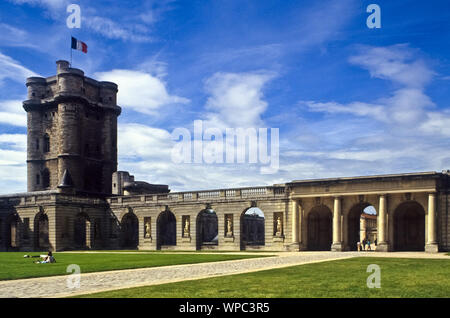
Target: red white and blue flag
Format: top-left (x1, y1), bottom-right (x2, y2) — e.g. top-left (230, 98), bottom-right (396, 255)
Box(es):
top-left (71, 36), bottom-right (88, 53)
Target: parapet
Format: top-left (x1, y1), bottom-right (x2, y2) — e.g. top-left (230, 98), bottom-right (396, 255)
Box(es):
top-left (23, 60), bottom-right (121, 115)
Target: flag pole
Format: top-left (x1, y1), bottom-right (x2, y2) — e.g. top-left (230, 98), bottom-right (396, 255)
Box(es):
top-left (70, 36), bottom-right (73, 67)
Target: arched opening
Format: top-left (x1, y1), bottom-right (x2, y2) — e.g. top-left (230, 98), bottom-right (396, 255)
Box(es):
top-left (5, 214), bottom-right (20, 251)
top-left (120, 212), bottom-right (139, 249)
top-left (394, 201), bottom-right (425, 251)
top-left (74, 212), bottom-right (91, 249)
top-left (241, 207), bottom-right (265, 248)
top-left (347, 204), bottom-right (377, 251)
top-left (196, 208), bottom-right (218, 249)
top-left (34, 213), bottom-right (49, 250)
top-left (307, 205), bottom-right (332, 251)
top-left (157, 209), bottom-right (176, 249)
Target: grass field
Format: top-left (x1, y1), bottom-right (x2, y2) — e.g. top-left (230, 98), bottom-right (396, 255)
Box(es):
top-left (0, 252), bottom-right (269, 281)
top-left (76, 257), bottom-right (450, 298)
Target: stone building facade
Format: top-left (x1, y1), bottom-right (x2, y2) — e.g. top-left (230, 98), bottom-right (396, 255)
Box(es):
top-left (0, 61), bottom-right (449, 253)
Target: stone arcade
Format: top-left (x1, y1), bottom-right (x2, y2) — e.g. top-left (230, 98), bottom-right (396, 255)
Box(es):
top-left (0, 61), bottom-right (449, 253)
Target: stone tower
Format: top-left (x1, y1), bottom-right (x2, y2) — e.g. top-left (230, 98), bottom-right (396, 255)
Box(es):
top-left (23, 60), bottom-right (121, 194)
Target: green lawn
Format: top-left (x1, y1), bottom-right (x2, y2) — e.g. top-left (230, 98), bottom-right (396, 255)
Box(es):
top-left (76, 257), bottom-right (450, 298)
top-left (0, 252), bottom-right (269, 281)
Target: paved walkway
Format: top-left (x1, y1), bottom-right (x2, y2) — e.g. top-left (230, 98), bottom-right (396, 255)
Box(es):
top-left (0, 251), bottom-right (447, 298)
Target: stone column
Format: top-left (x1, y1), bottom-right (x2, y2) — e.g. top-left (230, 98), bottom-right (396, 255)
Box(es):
top-left (291, 200), bottom-right (298, 243)
top-left (376, 194), bottom-right (389, 252)
top-left (425, 193), bottom-right (438, 253)
top-left (332, 196), bottom-right (343, 251)
top-left (86, 221), bottom-right (91, 249)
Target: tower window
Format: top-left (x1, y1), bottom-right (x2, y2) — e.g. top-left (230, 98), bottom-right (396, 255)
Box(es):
top-left (36, 139), bottom-right (39, 150)
top-left (85, 144), bottom-right (90, 156)
top-left (43, 134), bottom-right (50, 153)
top-left (42, 169), bottom-right (50, 188)
top-left (36, 174), bottom-right (40, 185)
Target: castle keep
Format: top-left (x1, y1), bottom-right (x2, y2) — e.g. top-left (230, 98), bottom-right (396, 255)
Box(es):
top-left (25, 60), bottom-right (120, 194)
top-left (0, 61), bottom-right (449, 253)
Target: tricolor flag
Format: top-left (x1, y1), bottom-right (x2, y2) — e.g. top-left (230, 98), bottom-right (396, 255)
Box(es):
top-left (71, 36), bottom-right (88, 53)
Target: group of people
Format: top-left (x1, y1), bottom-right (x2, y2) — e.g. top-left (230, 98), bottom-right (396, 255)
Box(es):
top-left (357, 238), bottom-right (377, 251)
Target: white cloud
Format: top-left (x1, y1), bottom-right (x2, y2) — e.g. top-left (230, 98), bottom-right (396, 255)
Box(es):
top-left (0, 53), bottom-right (37, 85)
top-left (0, 100), bottom-right (27, 127)
top-left (305, 45), bottom-right (436, 126)
top-left (289, 44), bottom-right (450, 179)
top-left (10, 0), bottom-right (67, 9)
top-left (95, 69), bottom-right (189, 115)
top-left (203, 71), bottom-right (275, 129)
top-left (0, 23), bottom-right (37, 49)
top-left (303, 100), bottom-right (387, 122)
top-left (349, 44), bottom-right (435, 88)
top-left (419, 112), bottom-right (450, 137)
top-left (0, 133), bottom-right (27, 194)
top-left (83, 16), bottom-right (153, 43)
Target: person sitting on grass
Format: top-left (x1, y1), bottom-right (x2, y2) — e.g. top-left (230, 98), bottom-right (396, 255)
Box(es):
top-left (35, 251), bottom-right (56, 264)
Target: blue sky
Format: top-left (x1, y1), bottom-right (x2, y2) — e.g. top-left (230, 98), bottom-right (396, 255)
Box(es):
top-left (1, 0), bottom-right (450, 194)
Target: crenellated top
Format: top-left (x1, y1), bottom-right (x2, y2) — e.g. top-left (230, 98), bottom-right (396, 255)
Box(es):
top-left (23, 60), bottom-right (121, 115)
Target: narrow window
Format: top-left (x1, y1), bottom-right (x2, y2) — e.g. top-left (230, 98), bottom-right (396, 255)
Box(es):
top-left (43, 134), bottom-right (50, 153)
top-left (42, 169), bottom-right (50, 188)
top-left (36, 174), bottom-right (40, 185)
top-left (36, 139), bottom-right (39, 150)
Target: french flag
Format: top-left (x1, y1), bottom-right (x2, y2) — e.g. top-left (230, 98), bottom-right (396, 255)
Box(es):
top-left (71, 37), bottom-right (88, 53)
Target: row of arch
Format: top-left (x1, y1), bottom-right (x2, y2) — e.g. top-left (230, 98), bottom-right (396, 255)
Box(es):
top-left (1, 200), bottom-right (427, 251)
top-left (306, 200), bottom-right (425, 251)
top-left (1, 212), bottom-right (50, 251)
top-left (118, 207), bottom-right (267, 250)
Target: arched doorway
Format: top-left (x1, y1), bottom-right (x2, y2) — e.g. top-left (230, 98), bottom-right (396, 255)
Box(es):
top-left (121, 212), bottom-right (139, 249)
top-left (394, 201), bottom-right (425, 251)
top-left (196, 208), bottom-right (218, 249)
top-left (241, 207), bottom-right (265, 248)
top-left (307, 205), bottom-right (332, 251)
top-left (74, 212), bottom-right (90, 249)
top-left (34, 213), bottom-right (49, 250)
top-left (5, 213), bottom-right (20, 251)
top-left (347, 204), bottom-right (377, 251)
top-left (157, 209), bottom-right (176, 249)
